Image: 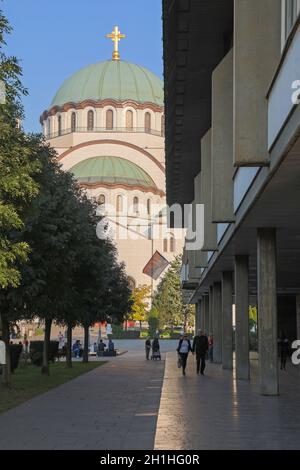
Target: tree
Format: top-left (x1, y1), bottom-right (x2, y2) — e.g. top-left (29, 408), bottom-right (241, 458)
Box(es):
top-left (153, 255), bottom-right (195, 331)
top-left (0, 10), bottom-right (40, 385)
top-left (130, 285), bottom-right (151, 330)
top-left (147, 306), bottom-right (159, 337)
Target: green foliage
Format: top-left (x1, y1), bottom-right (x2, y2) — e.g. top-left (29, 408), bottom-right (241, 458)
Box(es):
top-left (0, 9), bottom-right (133, 382)
top-left (0, 10), bottom-right (40, 289)
top-left (130, 285), bottom-right (151, 326)
top-left (152, 255), bottom-right (195, 330)
top-left (148, 306), bottom-right (159, 337)
top-left (29, 341), bottom-right (59, 366)
top-left (110, 324), bottom-right (140, 339)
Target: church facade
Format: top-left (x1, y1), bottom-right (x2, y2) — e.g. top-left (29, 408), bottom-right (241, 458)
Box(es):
top-left (40, 27), bottom-right (183, 292)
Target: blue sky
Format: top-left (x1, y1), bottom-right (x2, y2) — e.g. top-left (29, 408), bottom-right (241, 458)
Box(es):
top-left (3, 0), bottom-right (163, 132)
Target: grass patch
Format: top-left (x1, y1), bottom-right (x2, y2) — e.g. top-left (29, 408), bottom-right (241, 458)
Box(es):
top-left (0, 361), bottom-right (105, 415)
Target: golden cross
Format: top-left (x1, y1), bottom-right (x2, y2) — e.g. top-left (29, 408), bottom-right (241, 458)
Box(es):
top-left (106, 26), bottom-right (126, 61)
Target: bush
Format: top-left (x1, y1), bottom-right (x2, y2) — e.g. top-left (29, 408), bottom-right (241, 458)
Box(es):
top-left (109, 325), bottom-right (140, 339)
top-left (29, 341), bottom-right (59, 366)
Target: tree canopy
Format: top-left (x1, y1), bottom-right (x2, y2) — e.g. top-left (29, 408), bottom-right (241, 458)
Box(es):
top-left (0, 9), bottom-right (132, 383)
top-left (153, 255), bottom-right (195, 330)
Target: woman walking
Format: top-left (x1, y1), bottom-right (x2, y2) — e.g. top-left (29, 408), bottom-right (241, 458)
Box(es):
top-left (177, 334), bottom-right (192, 375)
top-left (145, 337), bottom-right (151, 360)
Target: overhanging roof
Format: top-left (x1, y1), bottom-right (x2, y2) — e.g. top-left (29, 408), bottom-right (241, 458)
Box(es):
top-left (163, 0), bottom-right (233, 206)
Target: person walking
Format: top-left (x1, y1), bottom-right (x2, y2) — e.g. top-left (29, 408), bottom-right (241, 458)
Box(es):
top-left (145, 338), bottom-right (151, 360)
top-left (278, 332), bottom-right (289, 371)
top-left (177, 333), bottom-right (192, 375)
top-left (208, 335), bottom-right (214, 362)
top-left (192, 330), bottom-right (209, 375)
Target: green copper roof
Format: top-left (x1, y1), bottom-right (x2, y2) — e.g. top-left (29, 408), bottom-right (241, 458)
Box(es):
top-left (70, 156), bottom-right (156, 188)
top-left (51, 60), bottom-right (164, 107)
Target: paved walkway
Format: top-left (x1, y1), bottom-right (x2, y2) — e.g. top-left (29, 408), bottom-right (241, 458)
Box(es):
top-left (1, 344), bottom-right (299, 450)
top-left (0, 351), bottom-right (165, 450)
top-left (155, 353), bottom-right (300, 450)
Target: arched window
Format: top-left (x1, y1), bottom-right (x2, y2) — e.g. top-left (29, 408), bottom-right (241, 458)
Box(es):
top-left (87, 110), bottom-right (94, 131)
top-left (170, 235), bottom-right (175, 253)
top-left (126, 110), bottom-right (134, 130)
top-left (147, 199), bottom-right (151, 215)
top-left (133, 197), bottom-right (139, 214)
top-left (58, 115), bottom-right (62, 136)
top-left (145, 112), bottom-right (151, 133)
top-left (116, 195), bottom-right (123, 213)
top-left (71, 112), bottom-right (76, 133)
top-left (163, 239), bottom-right (168, 252)
top-left (161, 114), bottom-right (165, 137)
top-left (98, 194), bottom-right (106, 206)
top-left (106, 110), bottom-right (114, 130)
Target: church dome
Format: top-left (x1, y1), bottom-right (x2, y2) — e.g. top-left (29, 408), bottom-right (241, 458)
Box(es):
top-left (51, 60), bottom-right (164, 107)
top-left (70, 156), bottom-right (157, 188)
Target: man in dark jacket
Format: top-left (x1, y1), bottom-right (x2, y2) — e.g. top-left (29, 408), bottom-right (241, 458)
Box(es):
top-left (192, 330), bottom-right (209, 375)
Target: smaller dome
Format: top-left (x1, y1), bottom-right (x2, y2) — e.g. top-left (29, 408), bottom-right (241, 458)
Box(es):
top-left (70, 156), bottom-right (156, 189)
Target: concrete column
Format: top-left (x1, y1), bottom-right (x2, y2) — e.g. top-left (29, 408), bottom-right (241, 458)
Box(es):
top-left (212, 282), bottom-right (222, 364)
top-left (195, 300), bottom-right (200, 333)
top-left (203, 295), bottom-right (210, 336)
top-left (296, 296), bottom-right (300, 344)
top-left (235, 256), bottom-right (250, 380)
top-left (222, 271), bottom-right (233, 370)
top-left (209, 286), bottom-right (213, 337)
top-left (257, 228), bottom-right (278, 396)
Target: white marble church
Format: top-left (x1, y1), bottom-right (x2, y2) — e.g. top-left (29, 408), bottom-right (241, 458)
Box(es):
top-left (40, 26), bottom-right (183, 291)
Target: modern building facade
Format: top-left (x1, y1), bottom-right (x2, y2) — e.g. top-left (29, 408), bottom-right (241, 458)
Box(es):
top-left (163, 0), bottom-right (300, 394)
top-left (40, 28), bottom-right (184, 292)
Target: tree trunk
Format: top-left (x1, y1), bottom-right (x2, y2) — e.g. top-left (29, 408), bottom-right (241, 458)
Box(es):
top-left (66, 323), bottom-right (73, 368)
top-left (82, 324), bottom-right (89, 363)
top-left (1, 316), bottom-right (12, 388)
top-left (41, 318), bottom-right (52, 375)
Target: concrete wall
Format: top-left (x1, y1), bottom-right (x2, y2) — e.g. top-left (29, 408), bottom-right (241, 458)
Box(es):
top-left (234, 0), bottom-right (282, 166)
top-left (212, 49), bottom-right (235, 222)
top-left (200, 130), bottom-right (218, 251)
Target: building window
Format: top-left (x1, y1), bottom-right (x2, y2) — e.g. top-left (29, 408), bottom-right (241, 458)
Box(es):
top-left (106, 110), bottom-right (114, 130)
top-left (58, 115), bottom-right (62, 136)
top-left (126, 110), bottom-right (133, 130)
top-left (98, 194), bottom-right (106, 206)
top-left (133, 197), bottom-right (139, 214)
top-left (71, 112), bottom-right (76, 133)
top-left (145, 112), bottom-right (151, 133)
top-left (170, 235), bottom-right (175, 253)
top-left (285, 0), bottom-right (299, 39)
top-left (116, 195), bottom-right (123, 213)
top-left (87, 110), bottom-right (94, 131)
top-left (47, 118), bottom-right (51, 137)
top-left (161, 114), bottom-right (165, 137)
top-left (163, 239), bottom-right (168, 252)
top-left (147, 198), bottom-right (151, 215)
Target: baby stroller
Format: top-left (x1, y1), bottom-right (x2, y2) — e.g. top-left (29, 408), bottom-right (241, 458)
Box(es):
top-left (151, 338), bottom-right (161, 361)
